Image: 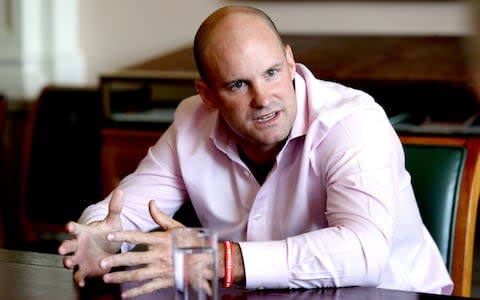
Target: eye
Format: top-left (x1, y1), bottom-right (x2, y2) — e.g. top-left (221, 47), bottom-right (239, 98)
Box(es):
top-left (230, 80), bottom-right (245, 90)
top-left (266, 69), bottom-right (278, 78)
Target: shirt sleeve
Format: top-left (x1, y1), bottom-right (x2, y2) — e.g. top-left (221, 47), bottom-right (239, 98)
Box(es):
top-left (239, 226), bottom-right (387, 289)
top-left (78, 125), bottom-right (188, 251)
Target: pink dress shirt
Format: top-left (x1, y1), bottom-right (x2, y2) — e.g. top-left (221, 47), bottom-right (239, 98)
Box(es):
top-left (80, 64), bottom-right (453, 294)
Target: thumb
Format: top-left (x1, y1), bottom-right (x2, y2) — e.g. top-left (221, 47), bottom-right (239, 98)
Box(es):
top-left (149, 200), bottom-right (184, 230)
top-left (105, 189), bottom-right (123, 224)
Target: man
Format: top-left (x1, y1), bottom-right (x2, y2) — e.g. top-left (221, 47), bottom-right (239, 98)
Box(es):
top-left (58, 5), bottom-right (453, 298)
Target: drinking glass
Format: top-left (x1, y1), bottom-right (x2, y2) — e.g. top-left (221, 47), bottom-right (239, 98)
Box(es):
top-left (172, 227), bottom-right (218, 300)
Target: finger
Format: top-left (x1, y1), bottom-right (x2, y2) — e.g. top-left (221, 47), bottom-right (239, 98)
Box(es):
top-left (121, 277), bottom-right (173, 299)
top-left (106, 230), bottom-right (162, 245)
top-left (65, 221), bottom-right (82, 236)
top-left (103, 264), bottom-right (169, 284)
top-left (58, 239), bottom-right (78, 255)
top-left (200, 267), bottom-right (215, 296)
top-left (100, 251), bottom-right (160, 270)
top-left (201, 278), bottom-right (213, 296)
top-left (73, 268), bottom-right (87, 287)
top-left (62, 256), bottom-right (77, 269)
top-left (106, 189), bottom-right (124, 223)
top-left (149, 200), bottom-right (184, 230)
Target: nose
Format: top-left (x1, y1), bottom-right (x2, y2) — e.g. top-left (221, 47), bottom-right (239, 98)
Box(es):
top-left (250, 82), bottom-right (269, 108)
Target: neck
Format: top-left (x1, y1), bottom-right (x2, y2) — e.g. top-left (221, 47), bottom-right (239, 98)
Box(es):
top-left (238, 148), bottom-right (275, 185)
top-left (238, 139), bottom-right (285, 166)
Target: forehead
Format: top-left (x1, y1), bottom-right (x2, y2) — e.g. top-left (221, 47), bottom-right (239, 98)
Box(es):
top-left (203, 14), bottom-right (285, 80)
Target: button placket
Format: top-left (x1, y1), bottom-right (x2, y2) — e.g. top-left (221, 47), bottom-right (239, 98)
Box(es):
top-left (246, 192), bottom-right (268, 240)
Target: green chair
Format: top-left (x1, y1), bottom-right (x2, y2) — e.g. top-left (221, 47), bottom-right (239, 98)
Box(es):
top-left (401, 136), bottom-right (480, 297)
top-left (403, 144), bottom-right (465, 270)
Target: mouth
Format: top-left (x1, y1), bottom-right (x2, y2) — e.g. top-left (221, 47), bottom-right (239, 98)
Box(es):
top-left (254, 111), bottom-right (279, 124)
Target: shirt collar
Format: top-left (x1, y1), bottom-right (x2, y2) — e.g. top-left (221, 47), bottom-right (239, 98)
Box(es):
top-left (289, 66), bottom-right (309, 140)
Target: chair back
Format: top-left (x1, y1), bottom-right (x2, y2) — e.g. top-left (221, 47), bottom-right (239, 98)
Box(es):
top-left (0, 95), bottom-right (6, 247)
top-left (403, 144), bottom-right (465, 270)
top-left (400, 136), bottom-right (480, 297)
top-left (20, 85), bottom-right (103, 246)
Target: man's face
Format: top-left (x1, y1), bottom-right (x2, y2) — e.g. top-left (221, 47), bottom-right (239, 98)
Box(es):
top-left (198, 18), bottom-right (297, 155)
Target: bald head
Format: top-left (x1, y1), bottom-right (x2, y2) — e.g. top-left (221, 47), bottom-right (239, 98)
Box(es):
top-left (193, 6), bottom-right (284, 82)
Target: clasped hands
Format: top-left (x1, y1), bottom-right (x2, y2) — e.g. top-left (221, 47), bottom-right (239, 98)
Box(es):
top-left (57, 189), bottom-right (185, 298)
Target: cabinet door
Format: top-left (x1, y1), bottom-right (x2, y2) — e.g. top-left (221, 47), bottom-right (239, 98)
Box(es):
top-left (101, 128), bottom-right (163, 197)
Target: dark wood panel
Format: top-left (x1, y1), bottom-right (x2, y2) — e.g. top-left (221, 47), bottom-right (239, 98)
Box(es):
top-left (101, 128), bottom-right (163, 197)
top-left (108, 35), bottom-right (478, 132)
top-left (283, 35), bottom-right (468, 83)
top-left (121, 35), bottom-right (470, 84)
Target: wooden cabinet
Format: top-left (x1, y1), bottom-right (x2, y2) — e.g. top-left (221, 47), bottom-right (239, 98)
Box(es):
top-left (100, 128), bottom-right (165, 197)
top-left (99, 34), bottom-right (477, 123)
top-left (99, 35), bottom-right (478, 196)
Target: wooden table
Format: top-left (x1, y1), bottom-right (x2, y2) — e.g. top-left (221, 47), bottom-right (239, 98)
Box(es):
top-left (0, 249), bottom-right (76, 299)
top-left (0, 248), bottom-right (477, 300)
top-left (0, 248), bottom-right (118, 299)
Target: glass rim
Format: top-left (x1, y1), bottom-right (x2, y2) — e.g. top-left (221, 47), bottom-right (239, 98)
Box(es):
top-left (171, 227), bottom-right (217, 238)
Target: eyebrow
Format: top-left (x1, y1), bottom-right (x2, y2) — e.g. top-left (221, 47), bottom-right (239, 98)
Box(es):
top-left (266, 62), bottom-right (283, 73)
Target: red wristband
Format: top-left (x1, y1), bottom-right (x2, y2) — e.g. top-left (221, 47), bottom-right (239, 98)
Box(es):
top-left (223, 241), bottom-right (234, 288)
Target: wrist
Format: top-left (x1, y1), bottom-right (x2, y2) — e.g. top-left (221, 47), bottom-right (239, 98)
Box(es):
top-left (223, 241), bottom-right (234, 287)
top-left (217, 241), bottom-right (245, 285)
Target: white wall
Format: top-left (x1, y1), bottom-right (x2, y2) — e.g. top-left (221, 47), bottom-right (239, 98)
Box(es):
top-left (78, 0), bottom-right (223, 84)
top-left (78, 0), bottom-right (472, 84)
top-left (0, 0), bottom-right (86, 100)
top-left (0, 0), bottom-right (473, 100)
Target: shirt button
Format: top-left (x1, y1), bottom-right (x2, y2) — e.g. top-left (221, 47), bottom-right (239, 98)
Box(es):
top-left (254, 213), bottom-right (262, 220)
top-left (243, 170), bottom-right (250, 177)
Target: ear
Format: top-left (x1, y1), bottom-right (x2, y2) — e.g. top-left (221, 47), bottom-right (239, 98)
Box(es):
top-left (195, 79), bottom-right (217, 109)
top-left (284, 44), bottom-right (296, 80)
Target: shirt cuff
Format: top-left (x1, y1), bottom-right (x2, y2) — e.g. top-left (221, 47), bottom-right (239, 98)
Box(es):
top-left (238, 240), bottom-right (289, 289)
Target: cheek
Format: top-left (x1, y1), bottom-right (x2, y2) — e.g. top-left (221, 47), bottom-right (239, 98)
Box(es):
top-left (220, 94), bottom-right (249, 112)
top-left (219, 101), bottom-right (244, 122)
top-left (275, 81), bottom-right (295, 100)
